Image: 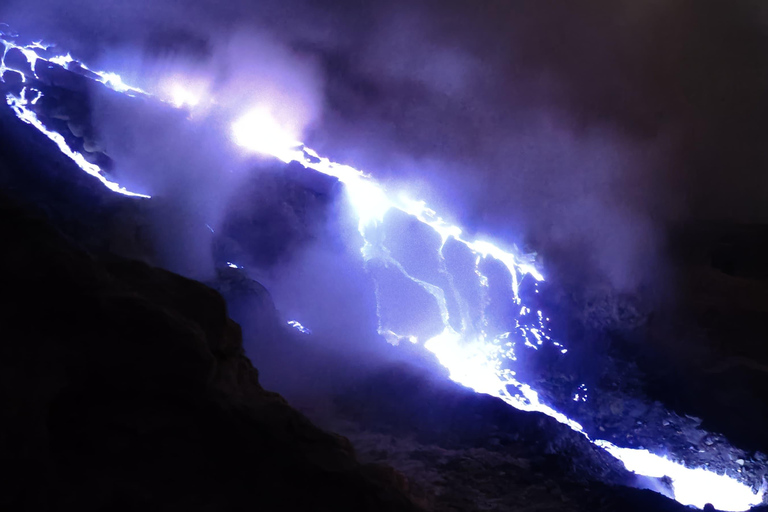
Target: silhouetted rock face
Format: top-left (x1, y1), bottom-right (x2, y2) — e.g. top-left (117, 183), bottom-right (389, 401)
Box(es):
top-left (0, 199), bottom-right (421, 512)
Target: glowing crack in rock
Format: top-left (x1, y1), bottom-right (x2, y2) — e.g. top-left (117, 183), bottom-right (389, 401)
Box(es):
top-left (0, 26), bottom-right (763, 511)
top-left (0, 36), bottom-right (148, 97)
top-left (1, 37), bottom-right (149, 197)
top-left (5, 88), bottom-right (149, 198)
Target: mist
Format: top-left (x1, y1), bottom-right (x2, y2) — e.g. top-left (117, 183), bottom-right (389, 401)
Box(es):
top-left (12, 2), bottom-right (328, 279)
top-left (3, 0), bottom-right (768, 400)
top-left (4, 0), bottom-right (768, 284)
top-left (306, 0), bottom-right (768, 291)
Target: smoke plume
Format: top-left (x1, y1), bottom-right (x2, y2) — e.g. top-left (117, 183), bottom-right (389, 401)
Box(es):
top-left (4, 0), bottom-right (768, 287)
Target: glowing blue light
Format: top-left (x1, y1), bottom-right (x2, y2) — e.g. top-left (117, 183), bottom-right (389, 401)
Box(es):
top-left (0, 37), bottom-right (147, 97)
top-left (595, 441), bottom-right (764, 511)
top-left (48, 53), bottom-right (74, 67)
top-left (287, 320), bottom-right (312, 334)
top-left (1, 37), bottom-right (149, 197)
top-left (1, 26), bottom-right (763, 511)
top-left (232, 107), bottom-right (301, 163)
top-left (5, 89), bottom-right (149, 198)
top-left (573, 384), bottom-right (588, 402)
top-left (234, 116), bottom-right (764, 511)
top-left (92, 71), bottom-right (147, 96)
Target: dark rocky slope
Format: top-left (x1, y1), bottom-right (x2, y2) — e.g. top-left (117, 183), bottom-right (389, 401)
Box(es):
top-left (0, 193), bottom-right (705, 512)
top-left (0, 198), bottom-right (422, 512)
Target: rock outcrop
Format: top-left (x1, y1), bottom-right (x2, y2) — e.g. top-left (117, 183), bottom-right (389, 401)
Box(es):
top-left (0, 197), bottom-right (421, 512)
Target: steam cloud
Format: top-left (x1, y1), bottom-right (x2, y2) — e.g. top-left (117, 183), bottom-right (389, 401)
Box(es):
top-left (3, 0), bottom-right (768, 290)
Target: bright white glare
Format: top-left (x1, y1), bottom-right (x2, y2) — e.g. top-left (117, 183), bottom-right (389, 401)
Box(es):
top-left (231, 107), bottom-right (301, 163)
top-left (343, 175), bottom-right (392, 229)
top-left (170, 84), bottom-right (201, 108)
top-left (596, 441), bottom-right (764, 511)
top-left (48, 53), bottom-right (74, 67)
top-left (424, 328), bottom-right (509, 396)
top-left (160, 76), bottom-right (208, 110)
top-left (87, 70), bottom-right (147, 97)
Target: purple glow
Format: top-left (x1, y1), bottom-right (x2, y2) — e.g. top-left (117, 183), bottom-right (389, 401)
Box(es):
top-left (0, 25), bottom-right (764, 511)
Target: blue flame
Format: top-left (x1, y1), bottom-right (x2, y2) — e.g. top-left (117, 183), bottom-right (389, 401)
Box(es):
top-left (1, 36), bottom-right (150, 197)
top-left (0, 26), bottom-right (764, 511)
top-left (5, 88), bottom-right (150, 198)
top-left (231, 94), bottom-right (766, 512)
top-left (287, 320), bottom-right (312, 335)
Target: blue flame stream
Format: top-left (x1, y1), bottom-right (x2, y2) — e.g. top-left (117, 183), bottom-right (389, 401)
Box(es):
top-left (1, 29), bottom-right (764, 511)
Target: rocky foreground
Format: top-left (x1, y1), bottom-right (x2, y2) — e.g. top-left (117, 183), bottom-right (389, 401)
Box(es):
top-left (0, 176), bottom-right (699, 512)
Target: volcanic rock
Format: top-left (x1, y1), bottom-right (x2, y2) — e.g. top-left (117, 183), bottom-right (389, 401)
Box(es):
top-left (0, 197), bottom-right (422, 512)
